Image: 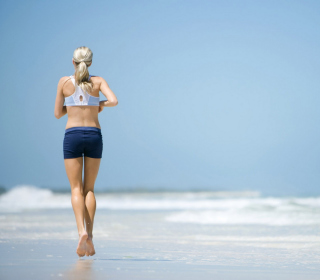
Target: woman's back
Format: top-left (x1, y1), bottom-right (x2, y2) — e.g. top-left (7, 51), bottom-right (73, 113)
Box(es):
top-left (62, 75), bottom-right (102, 129)
top-left (54, 46), bottom-right (118, 125)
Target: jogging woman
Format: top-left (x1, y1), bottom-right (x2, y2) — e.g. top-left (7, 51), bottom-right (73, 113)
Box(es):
top-left (54, 46), bottom-right (118, 257)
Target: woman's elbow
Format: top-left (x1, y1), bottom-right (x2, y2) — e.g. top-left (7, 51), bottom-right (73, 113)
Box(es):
top-left (107, 99), bottom-right (118, 107)
top-left (54, 111), bottom-right (61, 119)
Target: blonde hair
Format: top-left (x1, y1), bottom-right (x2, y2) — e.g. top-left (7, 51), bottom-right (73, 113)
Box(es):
top-left (73, 46), bottom-right (93, 93)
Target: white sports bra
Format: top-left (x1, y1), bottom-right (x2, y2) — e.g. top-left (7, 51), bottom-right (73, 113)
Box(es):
top-left (64, 75), bottom-right (100, 106)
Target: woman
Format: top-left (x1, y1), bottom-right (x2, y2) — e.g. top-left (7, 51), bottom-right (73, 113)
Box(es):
top-left (54, 46), bottom-right (118, 257)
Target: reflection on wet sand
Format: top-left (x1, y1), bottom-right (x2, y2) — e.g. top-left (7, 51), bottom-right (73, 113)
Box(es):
top-left (65, 259), bottom-right (102, 280)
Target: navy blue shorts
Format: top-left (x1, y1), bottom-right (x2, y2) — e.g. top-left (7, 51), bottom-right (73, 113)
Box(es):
top-left (63, 127), bottom-right (103, 159)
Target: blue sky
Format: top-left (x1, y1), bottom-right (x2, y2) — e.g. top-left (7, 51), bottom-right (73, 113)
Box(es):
top-left (0, 0), bottom-right (319, 195)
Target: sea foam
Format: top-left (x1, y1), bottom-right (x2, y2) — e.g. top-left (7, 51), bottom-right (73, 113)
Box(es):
top-left (1, 185), bottom-right (320, 226)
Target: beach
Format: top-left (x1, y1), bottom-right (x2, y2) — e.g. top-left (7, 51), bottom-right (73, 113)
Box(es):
top-left (1, 186), bottom-right (320, 279)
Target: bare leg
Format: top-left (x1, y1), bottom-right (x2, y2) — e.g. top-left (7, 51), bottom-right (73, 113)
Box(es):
top-left (64, 157), bottom-right (88, 257)
top-left (83, 156), bottom-right (101, 256)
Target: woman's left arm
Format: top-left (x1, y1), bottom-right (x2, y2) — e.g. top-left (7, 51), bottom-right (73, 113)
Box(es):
top-left (54, 77), bottom-right (68, 119)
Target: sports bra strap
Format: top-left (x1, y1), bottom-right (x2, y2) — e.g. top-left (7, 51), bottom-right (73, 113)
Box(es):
top-left (62, 77), bottom-right (72, 88)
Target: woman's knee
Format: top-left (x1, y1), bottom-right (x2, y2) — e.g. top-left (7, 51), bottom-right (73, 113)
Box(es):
top-left (71, 184), bottom-right (84, 196)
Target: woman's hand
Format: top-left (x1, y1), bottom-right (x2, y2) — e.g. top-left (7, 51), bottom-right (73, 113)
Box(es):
top-left (98, 103), bottom-right (104, 113)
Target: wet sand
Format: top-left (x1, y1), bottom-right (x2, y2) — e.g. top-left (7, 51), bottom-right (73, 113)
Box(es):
top-left (1, 239), bottom-right (320, 280)
top-left (1, 209), bottom-right (320, 279)
top-left (0, 241), bottom-right (319, 280)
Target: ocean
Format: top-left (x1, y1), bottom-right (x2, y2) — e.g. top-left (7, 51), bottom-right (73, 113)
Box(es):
top-left (1, 185), bottom-right (320, 226)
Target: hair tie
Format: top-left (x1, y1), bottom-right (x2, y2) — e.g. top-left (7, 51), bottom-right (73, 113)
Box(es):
top-left (74, 58), bottom-right (89, 63)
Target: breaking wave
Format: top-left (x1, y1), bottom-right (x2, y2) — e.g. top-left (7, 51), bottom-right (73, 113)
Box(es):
top-left (1, 185), bottom-right (320, 226)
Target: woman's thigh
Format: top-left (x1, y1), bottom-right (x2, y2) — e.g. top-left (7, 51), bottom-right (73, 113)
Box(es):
top-left (83, 157), bottom-right (101, 194)
top-left (64, 157), bottom-right (83, 191)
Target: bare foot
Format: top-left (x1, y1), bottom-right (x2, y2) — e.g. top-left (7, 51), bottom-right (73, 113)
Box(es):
top-left (85, 238), bottom-right (96, 256)
top-left (76, 232), bottom-right (88, 257)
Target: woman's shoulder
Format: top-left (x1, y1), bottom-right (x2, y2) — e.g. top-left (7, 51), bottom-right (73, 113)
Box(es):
top-left (57, 76), bottom-right (73, 90)
top-left (58, 75), bottom-right (72, 85)
top-left (90, 75), bottom-right (103, 80)
top-left (90, 75), bottom-right (108, 84)
top-left (59, 75), bottom-right (72, 80)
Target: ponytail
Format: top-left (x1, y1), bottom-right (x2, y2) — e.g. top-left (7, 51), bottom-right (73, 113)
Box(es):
top-left (73, 46), bottom-right (93, 93)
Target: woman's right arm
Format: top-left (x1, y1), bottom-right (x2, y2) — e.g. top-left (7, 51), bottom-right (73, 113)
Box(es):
top-left (99, 77), bottom-right (118, 107)
top-left (54, 77), bottom-right (69, 119)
